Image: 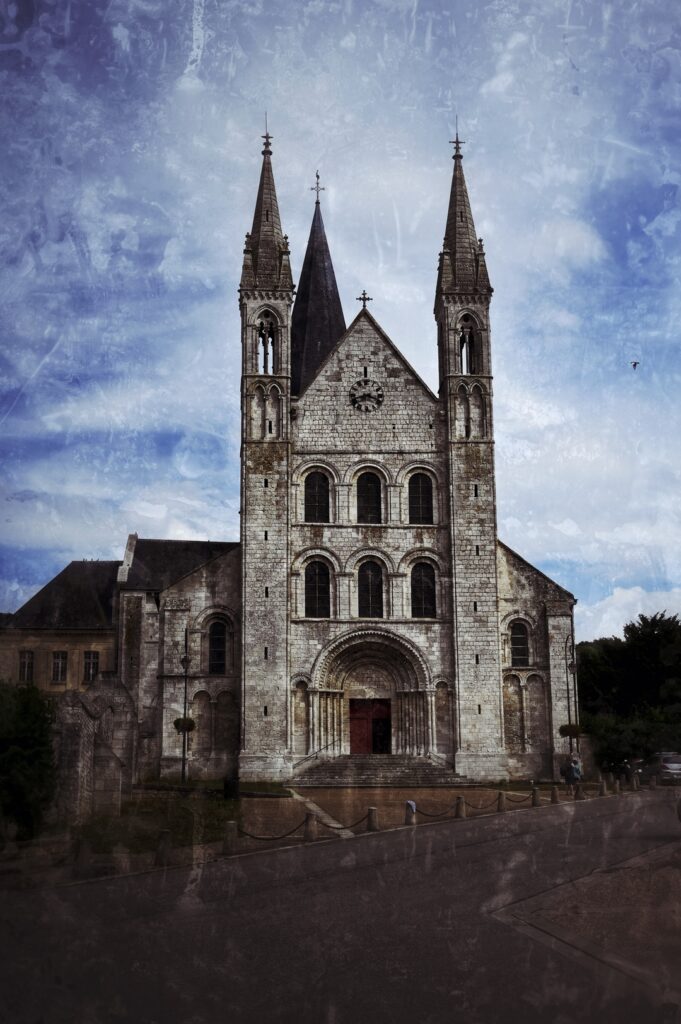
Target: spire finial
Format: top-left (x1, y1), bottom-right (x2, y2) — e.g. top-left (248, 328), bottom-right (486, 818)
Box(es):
top-left (449, 116), bottom-right (465, 159)
top-left (261, 112), bottom-right (272, 155)
top-left (356, 289), bottom-right (372, 309)
top-left (310, 170), bottom-right (325, 203)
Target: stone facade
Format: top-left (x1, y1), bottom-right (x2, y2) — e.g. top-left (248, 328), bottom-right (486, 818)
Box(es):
top-left (1, 136), bottom-right (579, 806)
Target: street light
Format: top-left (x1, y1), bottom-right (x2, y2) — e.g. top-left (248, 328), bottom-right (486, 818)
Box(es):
top-left (179, 628), bottom-right (189, 784)
top-left (564, 633), bottom-right (575, 754)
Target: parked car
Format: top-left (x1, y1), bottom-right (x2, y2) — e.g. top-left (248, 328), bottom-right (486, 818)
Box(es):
top-left (638, 752), bottom-right (681, 785)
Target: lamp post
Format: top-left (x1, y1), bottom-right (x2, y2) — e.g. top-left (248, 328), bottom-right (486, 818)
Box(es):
top-left (179, 628), bottom-right (189, 784)
top-left (564, 632), bottom-right (576, 754)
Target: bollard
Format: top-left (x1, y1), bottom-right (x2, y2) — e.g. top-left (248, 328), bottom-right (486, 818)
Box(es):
top-left (607, 771), bottom-right (615, 787)
top-left (613, 779), bottom-right (621, 795)
top-left (222, 820), bottom-right (238, 855)
top-left (598, 779), bottom-right (607, 797)
top-left (367, 807), bottom-right (380, 832)
top-left (650, 775), bottom-right (657, 790)
top-left (532, 786), bottom-right (540, 808)
top-left (619, 773), bottom-right (628, 790)
top-left (155, 828), bottom-right (172, 867)
top-left (677, 798), bottom-right (681, 824)
top-left (497, 792), bottom-right (506, 813)
top-left (550, 786), bottom-right (559, 804)
top-left (455, 796), bottom-right (466, 819)
top-left (304, 811), bottom-right (318, 842)
top-left (573, 783), bottom-right (585, 801)
top-left (633, 774), bottom-right (640, 791)
top-left (404, 800), bottom-right (417, 827)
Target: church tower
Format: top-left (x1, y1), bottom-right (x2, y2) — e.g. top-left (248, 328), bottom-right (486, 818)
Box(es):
top-left (239, 132), bottom-right (294, 779)
top-left (435, 137), bottom-right (506, 777)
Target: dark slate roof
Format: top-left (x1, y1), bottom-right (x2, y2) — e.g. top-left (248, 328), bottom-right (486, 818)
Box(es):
top-left (291, 201), bottom-right (346, 395)
top-left (10, 561), bottom-right (122, 630)
top-left (435, 142), bottom-right (491, 306)
top-left (239, 137), bottom-right (293, 292)
top-left (121, 539), bottom-right (239, 592)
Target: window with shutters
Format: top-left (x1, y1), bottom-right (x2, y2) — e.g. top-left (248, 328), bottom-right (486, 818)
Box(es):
top-left (411, 562), bottom-right (436, 618)
top-left (510, 622), bottom-right (530, 667)
top-left (304, 472), bottom-right (330, 523)
top-left (305, 561), bottom-right (330, 618)
top-left (357, 472), bottom-right (382, 524)
top-left (408, 473), bottom-right (433, 524)
top-left (358, 561), bottom-right (383, 618)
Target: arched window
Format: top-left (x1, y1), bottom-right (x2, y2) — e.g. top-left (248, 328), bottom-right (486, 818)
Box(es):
top-left (510, 622), bottom-right (530, 667)
top-left (209, 620), bottom-right (229, 674)
top-left (305, 561), bottom-right (330, 618)
top-left (304, 472), bottom-right (330, 523)
top-left (358, 561), bottom-right (383, 618)
top-left (408, 474), bottom-right (433, 524)
top-left (411, 562), bottom-right (436, 618)
top-left (459, 314), bottom-right (476, 374)
top-left (357, 472), bottom-right (382, 524)
top-left (257, 315), bottom-right (276, 374)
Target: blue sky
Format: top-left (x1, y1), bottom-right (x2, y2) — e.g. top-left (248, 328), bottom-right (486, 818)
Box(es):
top-left (1, 0), bottom-right (679, 640)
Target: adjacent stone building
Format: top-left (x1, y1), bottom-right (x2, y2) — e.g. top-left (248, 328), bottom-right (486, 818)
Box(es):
top-left (1, 135), bottom-right (578, 807)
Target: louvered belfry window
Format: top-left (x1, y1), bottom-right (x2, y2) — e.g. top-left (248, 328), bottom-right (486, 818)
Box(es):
top-left (510, 622), bottom-right (530, 667)
top-left (408, 473), bottom-right (433, 524)
top-left (411, 562), bottom-right (436, 618)
top-left (305, 561), bottom-right (330, 618)
top-left (357, 472), bottom-right (382, 524)
top-left (304, 472), bottom-right (330, 523)
top-left (358, 561), bottom-right (383, 618)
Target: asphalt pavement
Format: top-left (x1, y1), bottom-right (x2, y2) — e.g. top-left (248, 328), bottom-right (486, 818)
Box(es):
top-left (1, 790), bottom-right (679, 1024)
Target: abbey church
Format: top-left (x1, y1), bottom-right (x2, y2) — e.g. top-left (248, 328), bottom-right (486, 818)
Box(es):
top-left (0, 134), bottom-right (577, 811)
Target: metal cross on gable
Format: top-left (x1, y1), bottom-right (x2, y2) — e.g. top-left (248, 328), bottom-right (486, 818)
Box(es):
top-left (310, 170), bottom-right (324, 201)
top-left (356, 290), bottom-right (373, 309)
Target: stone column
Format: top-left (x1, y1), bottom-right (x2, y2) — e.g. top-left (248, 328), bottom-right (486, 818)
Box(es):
top-left (337, 572), bottom-right (353, 619)
top-left (309, 690), bottom-right (318, 753)
top-left (425, 689), bottom-right (436, 755)
top-left (389, 572), bottom-right (406, 618)
top-left (387, 483), bottom-right (402, 523)
top-left (336, 483), bottom-right (350, 524)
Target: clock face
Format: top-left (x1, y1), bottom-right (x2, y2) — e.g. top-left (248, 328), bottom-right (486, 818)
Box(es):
top-left (349, 378), bottom-right (384, 412)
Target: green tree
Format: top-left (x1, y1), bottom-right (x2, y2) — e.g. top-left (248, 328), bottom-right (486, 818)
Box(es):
top-left (577, 612), bottom-right (681, 762)
top-left (0, 684), bottom-right (56, 839)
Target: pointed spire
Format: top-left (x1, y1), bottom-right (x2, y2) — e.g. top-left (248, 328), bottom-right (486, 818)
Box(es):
top-left (240, 131), bottom-right (293, 292)
top-left (435, 136), bottom-right (492, 305)
top-left (291, 180), bottom-right (346, 394)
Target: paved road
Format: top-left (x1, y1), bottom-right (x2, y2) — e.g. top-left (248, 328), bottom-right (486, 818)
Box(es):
top-left (1, 792), bottom-right (679, 1024)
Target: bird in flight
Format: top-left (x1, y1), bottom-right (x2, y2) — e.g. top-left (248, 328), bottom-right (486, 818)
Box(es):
top-left (630, 361), bottom-right (639, 370)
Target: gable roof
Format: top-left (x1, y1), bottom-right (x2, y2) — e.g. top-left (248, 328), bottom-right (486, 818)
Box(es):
top-left (9, 561), bottom-right (122, 630)
top-left (121, 539), bottom-right (239, 592)
top-left (299, 307), bottom-right (439, 403)
top-left (498, 540), bottom-right (576, 602)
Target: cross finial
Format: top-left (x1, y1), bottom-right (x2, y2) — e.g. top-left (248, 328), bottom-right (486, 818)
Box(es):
top-left (261, 112), bottom-right (272, 155)
top-left (449, 117), bottom-right (465, 158)
top-left (310, 170), bottom-right (324, 203)
top-left (356, 289), bottom-right (372, 309)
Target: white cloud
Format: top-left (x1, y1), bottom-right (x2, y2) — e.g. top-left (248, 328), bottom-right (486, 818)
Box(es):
top-left (576, 587), bottom-right (681, 642)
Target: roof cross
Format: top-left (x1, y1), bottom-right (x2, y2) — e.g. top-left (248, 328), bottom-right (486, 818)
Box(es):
top-left (449, 117), bottom-right (465, 157)
top-left (310, 170), bottom-right (325, 202)
top-left (356, 290), bottom-right (372, 309)
top-left (261, 112), bottom-right (272, 155)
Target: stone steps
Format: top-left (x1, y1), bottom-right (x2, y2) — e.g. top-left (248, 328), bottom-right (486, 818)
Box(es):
top-left (292, 754), bottom-right (474, 787)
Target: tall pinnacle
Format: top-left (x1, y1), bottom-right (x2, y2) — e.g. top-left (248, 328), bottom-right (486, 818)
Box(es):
top-left (240, 132), bottom-right (293, 292)
top-left (291, 178), bottom-right (346, 394)
top-left (435, 135), bottom-right (491, 305)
